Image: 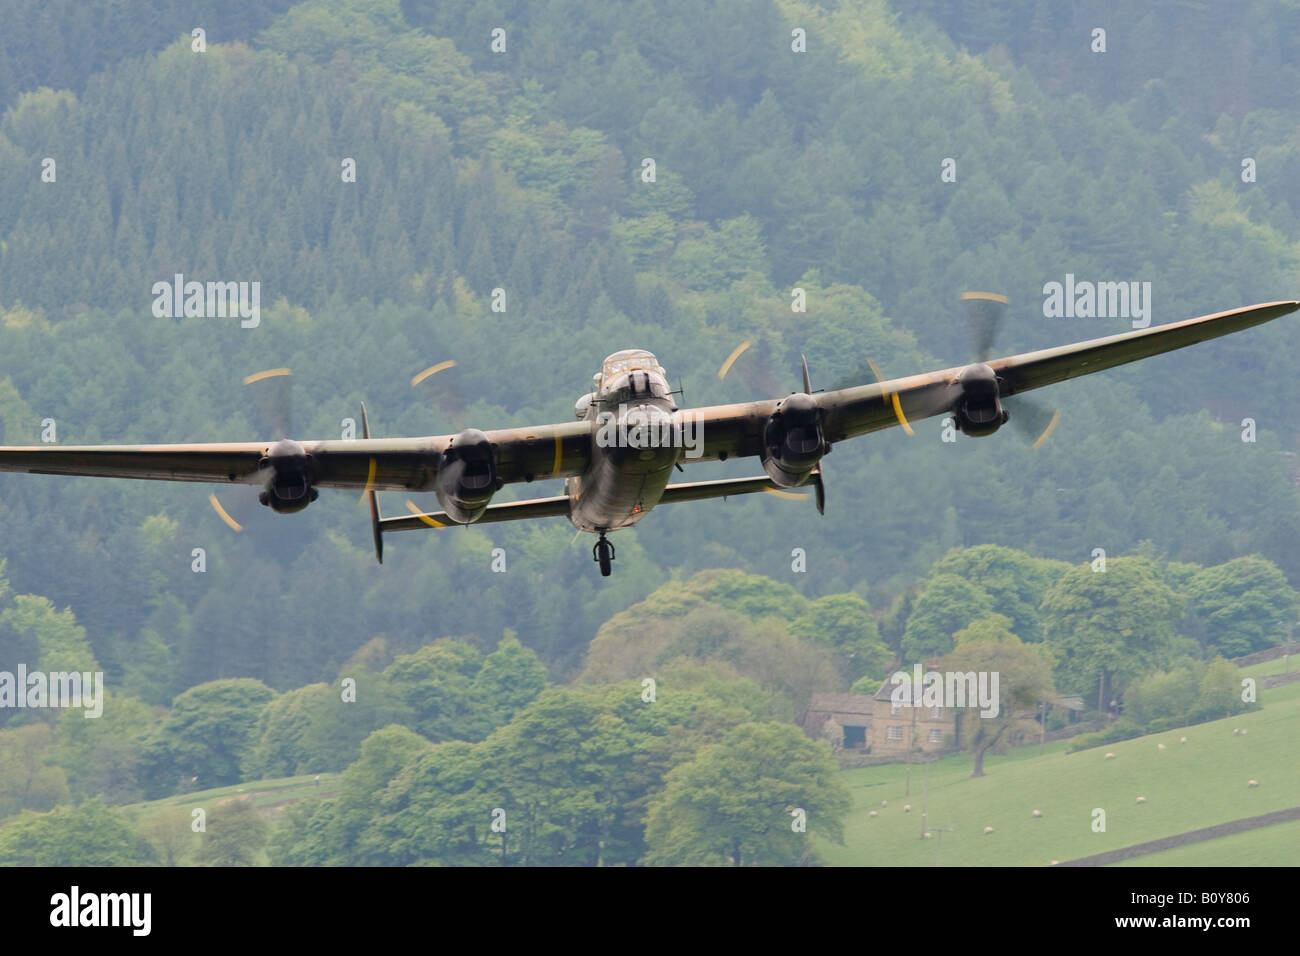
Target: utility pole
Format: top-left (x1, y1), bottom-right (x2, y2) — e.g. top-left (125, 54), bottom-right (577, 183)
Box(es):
top-left (905, 704), bottom-right (917, 796)
top-left (1039, 699), bottom-right (1048, 756)
top-left (920, 759), bottom-right (930, 839)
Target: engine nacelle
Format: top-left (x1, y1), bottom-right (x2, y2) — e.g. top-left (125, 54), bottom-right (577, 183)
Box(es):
top-left (435, 428), bottom-right (501, 523)
top-left (761, 392), bottom-right (830, 488)
top-left (258, 439), bottom-right (319, 513)
top-left (952, 363), bottom-right (1009, 437)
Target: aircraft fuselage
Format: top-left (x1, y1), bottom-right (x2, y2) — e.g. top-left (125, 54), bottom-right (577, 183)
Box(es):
top-left (565, 349), bottom-right (682, 533)
top-left (566, 402), bottom-right (680, 532)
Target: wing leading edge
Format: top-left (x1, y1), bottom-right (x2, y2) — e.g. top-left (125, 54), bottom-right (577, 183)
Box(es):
top-left (0, 421), bottom-right (595, 491)
top-left (682, 300), bottom-right (1298, 461)
top-left (0, 301), bottom-right (1292, 507)
top-left (820, 299), bottom-right (1300, 444)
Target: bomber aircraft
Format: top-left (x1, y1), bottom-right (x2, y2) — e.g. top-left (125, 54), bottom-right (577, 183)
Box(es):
top-left (0, 298), bottom-right (1295, 575)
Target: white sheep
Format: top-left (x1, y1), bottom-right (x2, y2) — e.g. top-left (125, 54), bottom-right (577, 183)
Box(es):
top-left (1104, 752), bottom-right (1115, 759)
top-left (1136, 796), bottom-right (1146, 803)
top-left (1032, 809), bottom-right (1042, 818)
top-left (1248, 779), bottom-right (1258, 788)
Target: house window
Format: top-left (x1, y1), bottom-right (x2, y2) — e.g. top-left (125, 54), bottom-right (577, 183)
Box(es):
top-left (843, 725), bottom-right (866, 749)
top-left (928, 728), bottom-right (943, 744)
top-left (886, 725), bottom-right (903, 741)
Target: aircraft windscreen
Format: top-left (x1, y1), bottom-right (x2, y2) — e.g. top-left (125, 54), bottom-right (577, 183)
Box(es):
top-left (600, 352), bottom-right (664, 389)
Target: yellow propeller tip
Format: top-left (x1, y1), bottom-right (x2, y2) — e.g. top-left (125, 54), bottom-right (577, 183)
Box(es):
top-left (411, 360), bottom-right (456, 387)
top-left (763, 487), bottom-right (810, 501)
top-left (208, 493), bottom-right (244, 531)
top-left (242, 367), bottom-right (292, 385)
top-left (404, 499), bottom-right (446, 527)
top-left (358, 457), bottom-right (377, 505)
top-left (717, 341), bottom-right (752, 380)
top-left (1031, 410), bottom-right (1061, 450)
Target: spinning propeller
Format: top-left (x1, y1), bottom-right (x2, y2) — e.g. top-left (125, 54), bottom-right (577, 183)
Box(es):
top-left (717, 339), bottom-right (824, 512)
top-left (862, 293), bottom-right (1060, 448)
top-left (209, 367), bottom-right (312, 531)
top-left (960, 292), bottom-right (1060, 449)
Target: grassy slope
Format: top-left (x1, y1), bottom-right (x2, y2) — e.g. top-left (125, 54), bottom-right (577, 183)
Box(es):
top-left (820, 681), bottom-right (1300, 866)
top-left (121, 773), bottom-right (339, 819)
top-left (1113, 818), bottom-right (1300, 866)
top-left (119, 773), bottom-right (339, 866)
top-left (114, 678), bottom-right (1297, 867)
top-left (1237, 656), bottom-right (1298, 679)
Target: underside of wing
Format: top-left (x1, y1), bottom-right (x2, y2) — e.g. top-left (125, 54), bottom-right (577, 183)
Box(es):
top-left (0, 439), bottom-right (436, 491)
top-left (379, 475), bottom-right (787, 546)
top-left (0, 443), bottom-right (269, 484)
top-left (817, 299), bottom-right (1300, 443)
top-left (657, 475), bottom-right (781, 502)
top-left (988, 299), bottom-right (1300, 394)
top-left (381, 494), bottom-right (572, 532)
top-left (0, 419), bottom-right (595, 492)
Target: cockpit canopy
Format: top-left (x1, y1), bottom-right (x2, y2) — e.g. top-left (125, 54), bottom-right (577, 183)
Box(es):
top-left (600, 349), bottom-right (664, 387)
top-left (598, 349), bottom-right (672, 404)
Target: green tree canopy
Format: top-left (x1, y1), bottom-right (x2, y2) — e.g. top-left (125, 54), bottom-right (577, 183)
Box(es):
top-left (0, 722), bottom-right (69, 817)
top-left (1186, 555), bottom-right (1299, 658)
top-left (196, 796), bottom-right (269, 867)
top-left (939, 633), bottom-right (1056, 777)
top-left (644, 722), bottom-right (849, 866)
top-left (901, 573), bottom-right (995, 663)
top-left (1041, 557), bottom-right (1185, 708)
top-left (139, 678), bottom-right (275, 797)
top-left (932, 544), bottom-right (1070, 642)
top-left (790, 592), bottom-right (891, 681)
top-left (0, 798), bottom-right (154, 865)
top-left (269, 723), bottom-right (433, 866)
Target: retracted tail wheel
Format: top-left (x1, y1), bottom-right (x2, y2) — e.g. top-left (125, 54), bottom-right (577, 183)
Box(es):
top-left (593, 534), bottom-right (615, 576)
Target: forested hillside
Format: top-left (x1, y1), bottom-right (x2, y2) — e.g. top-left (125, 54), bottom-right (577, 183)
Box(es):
top-left (0, 0), bottom-right (1297, 865)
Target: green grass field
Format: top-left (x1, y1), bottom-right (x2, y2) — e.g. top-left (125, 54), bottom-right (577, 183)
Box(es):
top-left (1237, 655), bottom-right (1298, 679)
top-left (119, 773), bottom-right (337, 866)
top-left (122, 772), bottom-right (338, 820)
top-left (1112, 818), bottom-right (1300, 866)
top-left (112, 666), bottom-right (1298, 867)
top-left (820, 680), bottom-right (1299, 866)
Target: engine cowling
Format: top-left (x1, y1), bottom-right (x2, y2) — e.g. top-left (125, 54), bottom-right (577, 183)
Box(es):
top-left (762, 392), bottom-right (830, 488)
top-left (257, 439), bottom-right (319, 513)
top-left (435, 428), bottom-right (501, 523)
top-left (952, 363), bottom-right (1009, 437)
